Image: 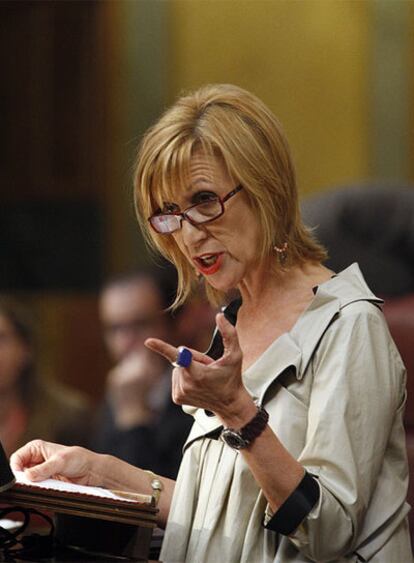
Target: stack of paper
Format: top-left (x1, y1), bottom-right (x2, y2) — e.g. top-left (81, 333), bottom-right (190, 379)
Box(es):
top-left (0, 470), bottom-right (157, 527)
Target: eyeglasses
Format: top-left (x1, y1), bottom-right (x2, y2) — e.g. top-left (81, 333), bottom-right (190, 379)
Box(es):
top-left (148, 185), bottom-right (243, 235)
top-left (103, 315), bottom-right (163, 338)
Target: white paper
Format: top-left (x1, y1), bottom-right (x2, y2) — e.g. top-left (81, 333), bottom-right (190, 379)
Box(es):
top-left (13, 470), bottom-right (138, 503)
top-left (0, 518), bottom-right (21, 530)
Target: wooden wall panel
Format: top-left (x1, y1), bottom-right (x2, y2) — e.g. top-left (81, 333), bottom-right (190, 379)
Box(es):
top-left (0, 1), bottom-right (105, 199)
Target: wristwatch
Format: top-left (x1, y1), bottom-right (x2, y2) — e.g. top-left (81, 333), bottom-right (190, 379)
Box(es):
top-left (220, 404), bottom-right (269, 450)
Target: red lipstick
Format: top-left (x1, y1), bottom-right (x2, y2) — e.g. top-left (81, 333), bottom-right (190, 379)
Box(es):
top-left (194, 253), bottom-right (224, 275)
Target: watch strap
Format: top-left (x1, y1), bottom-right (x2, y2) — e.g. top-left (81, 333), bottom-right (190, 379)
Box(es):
top-left (221, 404), bottom-right (269, 449)
top-left (240, 404), bottom-right (269, 443)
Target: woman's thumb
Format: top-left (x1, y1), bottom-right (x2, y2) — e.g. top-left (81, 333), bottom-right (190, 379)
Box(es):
top-left (216, 313), bottom-right (240, 356)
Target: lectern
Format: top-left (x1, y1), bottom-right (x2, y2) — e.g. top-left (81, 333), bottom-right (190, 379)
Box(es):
top-left (0, 463), bottom-right (157, 561)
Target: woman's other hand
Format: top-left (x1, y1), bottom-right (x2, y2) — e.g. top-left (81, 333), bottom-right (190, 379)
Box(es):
top-left (10, 439), bottom-right (102, 486)
top-left (145, 313), bottom-right (256, 427)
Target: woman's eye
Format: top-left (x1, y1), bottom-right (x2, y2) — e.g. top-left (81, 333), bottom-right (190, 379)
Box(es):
top-left (162, 202), bottom-right (180, 213)
top-left (194, 191), bottom-right (218, 204)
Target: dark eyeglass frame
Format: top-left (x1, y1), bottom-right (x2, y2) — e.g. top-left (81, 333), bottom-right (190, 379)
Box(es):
top-left (148, 184), bottom-right (243, 235)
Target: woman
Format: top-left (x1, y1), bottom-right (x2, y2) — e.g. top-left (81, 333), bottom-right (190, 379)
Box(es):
top-left (0, 299), bottom-right (90, 456)
top-left (11, 85), bottom-right (412, 562)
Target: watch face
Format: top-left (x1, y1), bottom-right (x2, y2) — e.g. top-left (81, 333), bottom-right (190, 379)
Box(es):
top-left (221, 429), bottom-right (249, 450)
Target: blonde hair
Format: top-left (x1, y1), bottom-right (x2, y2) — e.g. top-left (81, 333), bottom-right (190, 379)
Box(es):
top-left (134, 84), bottom-right (326, 307)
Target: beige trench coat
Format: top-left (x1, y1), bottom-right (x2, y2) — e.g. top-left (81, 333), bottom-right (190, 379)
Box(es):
top-left (160, 264), bottom-right (413, 562)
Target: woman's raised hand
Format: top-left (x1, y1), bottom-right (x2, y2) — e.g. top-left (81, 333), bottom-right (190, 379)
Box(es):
top-left (10, 440), bottom-right (103, 486)
top-left (145, 313), bottom-right (255, 426)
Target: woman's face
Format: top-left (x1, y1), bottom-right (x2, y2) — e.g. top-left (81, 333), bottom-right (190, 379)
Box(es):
top-left (166, 152), bottom-right (262, 292)
top-left (0, 314), bottom-right (30, 392)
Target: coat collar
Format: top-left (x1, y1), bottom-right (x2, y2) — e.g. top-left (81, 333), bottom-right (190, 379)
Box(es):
top-left (247, 263), bottom-right (382, 398)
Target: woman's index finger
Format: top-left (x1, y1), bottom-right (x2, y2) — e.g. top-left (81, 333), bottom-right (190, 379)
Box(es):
top-left (145, 337), bottom-right (177, 364)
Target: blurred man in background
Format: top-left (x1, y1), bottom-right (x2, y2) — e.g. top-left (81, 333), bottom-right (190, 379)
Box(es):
top-left (91, 266), bottom-right (193, 479)
top-left (301, 184), bottom-right (414, 297)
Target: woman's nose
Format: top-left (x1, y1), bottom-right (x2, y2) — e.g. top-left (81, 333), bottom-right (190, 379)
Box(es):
top-left (180, 219), bottom-right (208, 246)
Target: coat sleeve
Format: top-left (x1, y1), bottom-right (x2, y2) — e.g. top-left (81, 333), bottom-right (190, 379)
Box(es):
top-left (272, 303), bottom-right (407, 561)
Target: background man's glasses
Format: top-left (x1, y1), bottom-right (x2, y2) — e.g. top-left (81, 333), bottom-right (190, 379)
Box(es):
top-left (148, 185), bottom-right (243, 235)
top-left (104, 316), bottom-right (162, 337)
